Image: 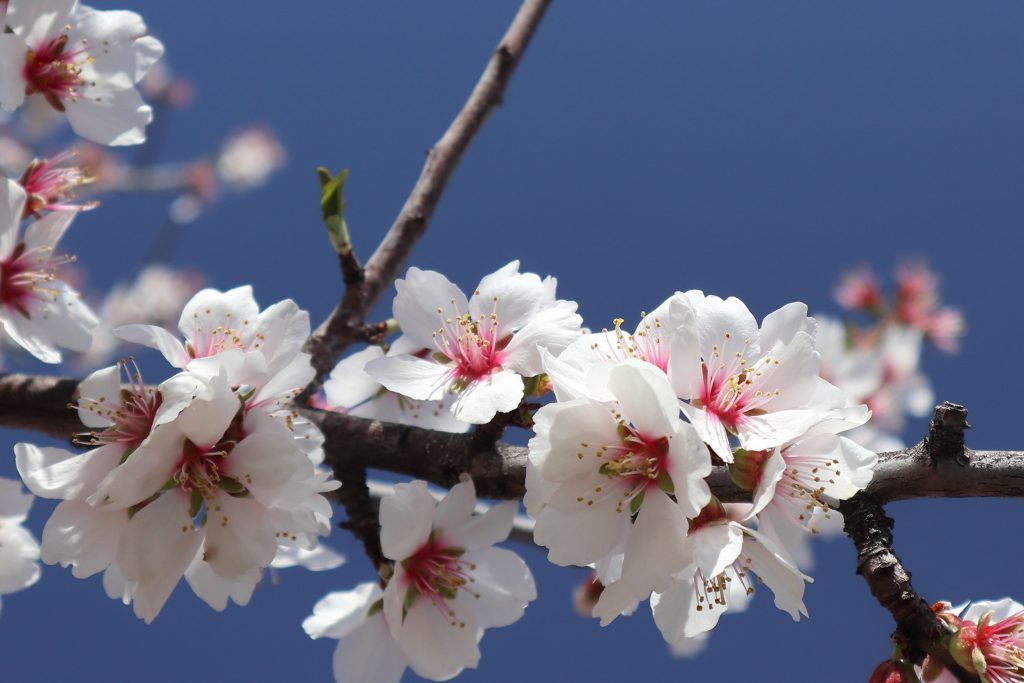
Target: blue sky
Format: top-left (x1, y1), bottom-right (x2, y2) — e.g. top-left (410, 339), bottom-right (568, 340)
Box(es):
top-left (2, 1), bottom-right (1023, 681)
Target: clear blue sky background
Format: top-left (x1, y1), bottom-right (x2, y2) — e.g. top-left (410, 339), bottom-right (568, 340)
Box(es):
top-left (2, 1), bottom-right (1023, 681)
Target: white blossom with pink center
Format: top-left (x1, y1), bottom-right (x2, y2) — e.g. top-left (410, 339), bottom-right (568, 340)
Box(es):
top-left (366, 261), bottom-right (583, 424)
top-left (379, 477), bottom-right (536, 681)
top-left (18, 367), bottom-right (337, 623)
top-left (15, 361), bottom-right (164, 584)
top-left (0, 177), bottom-right (96, 362)
top-left (324, 340), bottom-right (469, 434)
top-left (526, 360), bottom-right (712, 625)
top-left (116, 285), bottom-right (312, 391)
top-left (0, 0), bottom-right (164, 145)
top-left (650, 500), bottom-right (809, 644)
top-left (731, 413), bottom-right (877, 543)
top-left (556, 293), bottom-right (696, 382)
top-left (305, 582), bottom-right (410, 683)
top-left (670, 292), bottom-right (843, 462)
top-left (0, 476), bottom-right (40, 616)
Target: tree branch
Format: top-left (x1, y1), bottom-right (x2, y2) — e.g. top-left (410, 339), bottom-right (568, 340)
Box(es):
top-left (302, 0), bottom-right (553, 390)
top-left (842, 404), bottom-right (979, 682)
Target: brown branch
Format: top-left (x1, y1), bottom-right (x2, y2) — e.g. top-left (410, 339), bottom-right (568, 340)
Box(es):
top-left (2, 373), bottom-right (1024, 505)
top-left (842, 404), bottom-right (979, 682)
top-left (302, 0), bottom-right (553, 391)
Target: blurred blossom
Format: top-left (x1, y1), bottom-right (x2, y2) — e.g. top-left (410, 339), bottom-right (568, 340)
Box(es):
top-left (215, 127), bottom-right (286, 189)
top-left (139, 62), bottom-right (195, 109)
top-left (80, 265), bottom-right (204, 366)
top-left (76, 144), bottom-right (123, 188)
top-left (0, 137), bottom-right (31, 176)
top-left (835, 266), bottom-right (883, 312)
top-left (817, 315), bottom-right (933, 451)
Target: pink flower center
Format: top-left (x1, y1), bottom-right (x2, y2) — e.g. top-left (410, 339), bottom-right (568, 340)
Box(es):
top-left (0, 242), bottom-right (72, 316)
top-left (401, 535), bottom-right (478, 625)
top-left (970, 611), bottom-right (1024, 683)
top-left (698, 334), bottom-right (780, 430)
top-left (173, 414), bottom-right (246, 502)
top-left (432, 300), bottom-right (509, 385)
top-left (591, 314), bottom-right (670, 371)
top-left (186, 310), bottom-right (262, 359)
top-left (76, 360), bottom-right (162, 450)
top-left (19, 152), bottom-right (95, 218)
top-left (574, 423), bottom-right (671, 514)
top-left (24, 33), bottom-right (89, 112)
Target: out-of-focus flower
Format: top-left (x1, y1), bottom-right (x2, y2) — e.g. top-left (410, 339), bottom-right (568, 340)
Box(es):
top-left (0, 177), bottom-right (97, 363)
top-left (835, 267), bottom-right (883, 312)
top-left (81, 265), bottom-right (204, 366)
top-left (0, 136), bottom-right (30, 176)
top-left (0, 477), bottom-right (40, 616)
top-left (215, 126), bottom-right (286, 190)
top-left (139, 62), bottom-right (194, 109)
top-left (367, 262), bottom-right (583, 424)
top-left (0, 0), bottom-right (165, 145)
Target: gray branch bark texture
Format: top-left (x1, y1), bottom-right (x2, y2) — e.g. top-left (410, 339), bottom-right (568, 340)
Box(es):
top-left (2, 373), bottom-right (1021, 505)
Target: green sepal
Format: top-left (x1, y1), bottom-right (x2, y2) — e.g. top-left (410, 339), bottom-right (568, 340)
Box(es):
top-left (656, 471), bottom-right (675, 495)
top-left (402, 583), bottom-right (418, 622)
top-left (366, 599), bottom-right (384, 618)
top-left (437, 586), bottom-right (458, 600)
top-left (629, 491), bottom-right (645, 515)
top-left (188, 489), bottom-right (204, 519)
top-left (217, 476), bottom-right (248, 494)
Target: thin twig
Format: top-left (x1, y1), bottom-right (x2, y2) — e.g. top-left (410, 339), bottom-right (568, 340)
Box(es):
top-left (301, 0), bottom-right (553, 394)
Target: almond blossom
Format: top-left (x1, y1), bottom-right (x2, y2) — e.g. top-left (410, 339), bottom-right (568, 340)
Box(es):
top-left (81, 370), bottom-right (333, 622)
top-left (304, 582), bottom-right (410, 683)
top-left (527, 360), bottom-right (711, 625)
top-left (650, 500), bottom-right (809, 643)
top-left (0, 476), bottom-right (40, 616)
top-left (730, 416), bottom-right (878, 541)
top-left (0, 0), bottom-right (164, 145)
top-left (115, 285), bottom-right (311, 390)
top-left (366, 261), bottom-right (583, 424)
top-left (0, 177), bottom-right (97, 363)
top-left (379, 477), bottom-right (536, 680)
top-left (323, 342), bottom-right (468, 433)
top-left (669, 292), bottom-right (843, 461)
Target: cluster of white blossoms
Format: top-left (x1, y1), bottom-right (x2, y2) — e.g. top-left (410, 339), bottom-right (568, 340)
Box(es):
top-left (0, 0), bottom-right (163, 146)
top-left (0, 477), bottom-right (40, 615)
top-left (524, 291), bottom-right (878, 648)
top-left (305, 478), bottom-right (536, 683)
top-left (15, 286), bottom-right (339, 622)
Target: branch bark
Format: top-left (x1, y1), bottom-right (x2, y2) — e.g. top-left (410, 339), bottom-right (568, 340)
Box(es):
top-left (302, 0), bottom-right (553, 389)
